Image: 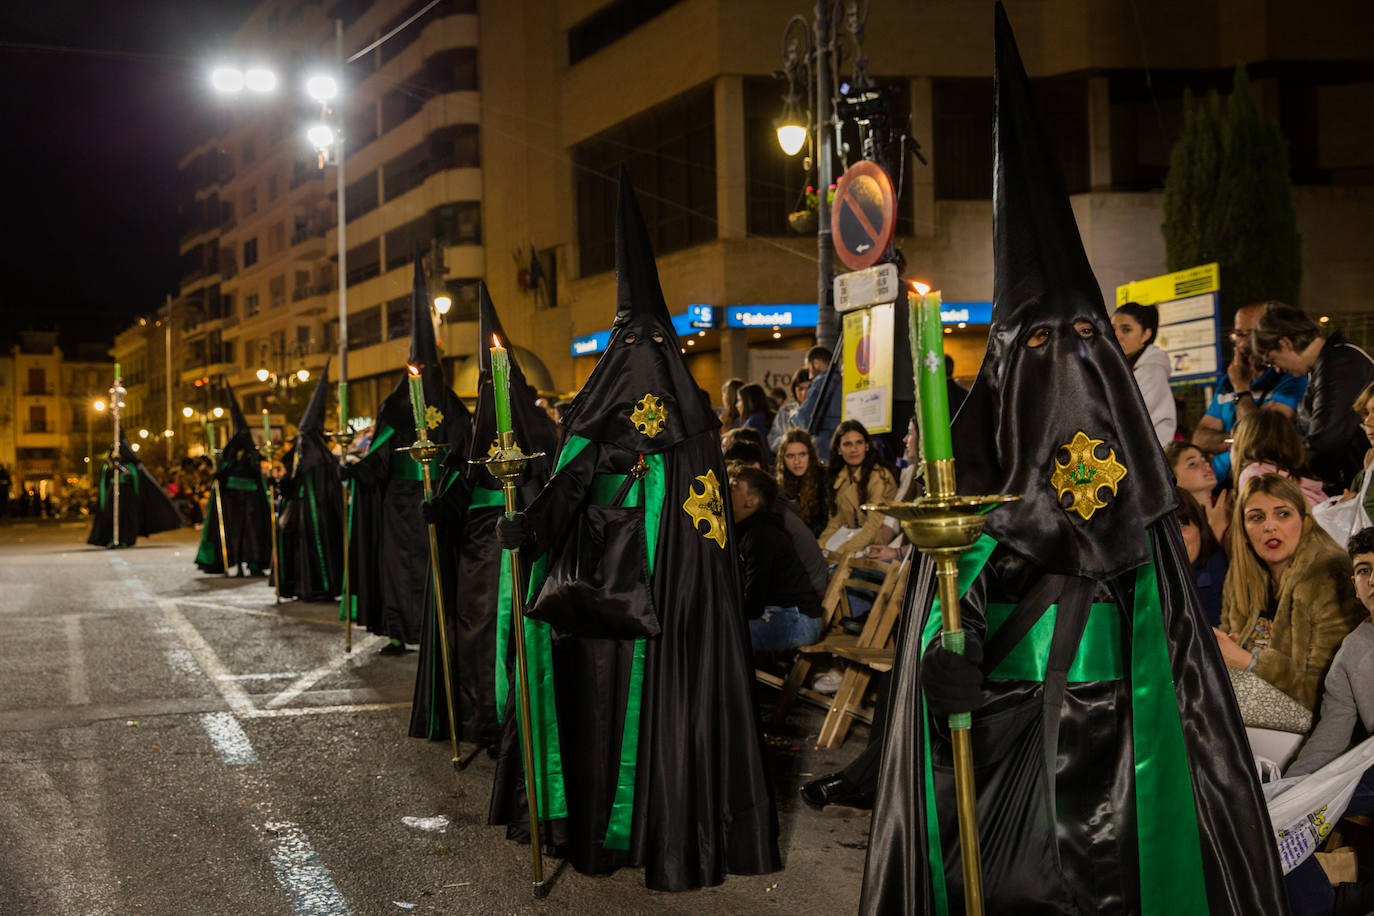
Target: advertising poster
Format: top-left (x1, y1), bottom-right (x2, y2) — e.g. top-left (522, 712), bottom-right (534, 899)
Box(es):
top-left (841, 303), bottom-right (894, 433)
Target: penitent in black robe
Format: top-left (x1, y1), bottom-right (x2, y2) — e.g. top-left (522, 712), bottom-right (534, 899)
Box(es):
top-left (278, 366), bottom-right (344, 601)
top-left (409, 283), bottom-right (558, 747)
top-left (87, 436), bottom-right (182, 548)
top-left (196, 407), bottom-right (272, 573)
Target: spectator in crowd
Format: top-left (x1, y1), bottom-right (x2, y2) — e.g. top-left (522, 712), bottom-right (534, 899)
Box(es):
top-left (866, 416), bottom-right (924, 564)
top-left (1177, 487), bottom-right (1228, 627)
top-left (1232, 411), bottom-right (1328, 508)
top-left (1194, 302), bottom-right (1308, 485)
top-left (795, 346), bottom-right (840, 462)
top-left (775, 428), bottom-right (830, 536)
top-left (768, 369), bottom-right (811, 453)
top-left (0, 463), bottom-right (10, 518)
top-left (1333, 382), bottom-right (1374, 521)
top-left (1282, 526), bottom-right (1374, 916)
top-left (723, 438), bottom-right (767, 469)
top-left (767, 386), bottom-right (788, 411)
top-left (735, 383), bottom-right (776, 457)
top-left (805, 345), bottom-right (832, 381)
top-left (1216, 474), bottom-right (1362, 709)
top-left (722, 426), bottom-right (769, 463)
top-left (1166, 441), bottom-right (1231, 545)
top-left (1256, 304), bottom-right (1374, 495)
top-left (817, 420), bottom-right (898, 558)
top-left (729, 466), bottom-right (823, 651)
top-left (1112, 301), bottom-right (1176, 445)
top-left (719, 377), bottom-right (744, 431)
top-left (945, 356), bottom-right (969, 416)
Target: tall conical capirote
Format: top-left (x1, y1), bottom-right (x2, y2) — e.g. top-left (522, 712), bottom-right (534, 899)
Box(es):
top-left (948, 1), bottom-right (1175, 579)
top-left (224, 378), bottom-right (250, 437)
top-left (460, 281), bottom-right (559, 486)
top-left (559, 167), bottom-right (719, 453)
top-left (298, 358), bottom-right (331, 434)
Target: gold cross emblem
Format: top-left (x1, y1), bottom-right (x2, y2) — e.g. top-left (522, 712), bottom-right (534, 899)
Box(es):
top-left (683, 469), bottom-right (727, 548)
top-left (630, 393), bottom-right (666, 438)
top-left (1049, 430), bottom-right (1127, 521)
top-left (425, 405), bottom-right (443, 430)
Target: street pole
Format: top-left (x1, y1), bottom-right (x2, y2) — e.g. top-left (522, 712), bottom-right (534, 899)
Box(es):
top-left (814, 0), bottom-right (837, 352)
top-left (110, 367), bottom-right (126, 547)
top-left (334, 18), bottom-right (348, 428)
top-left (165, 295), bottom-right (174, 466)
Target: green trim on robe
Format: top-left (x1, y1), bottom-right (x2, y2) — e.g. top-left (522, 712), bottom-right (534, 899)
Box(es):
top-left (339, 424), bottom-right (394, 621)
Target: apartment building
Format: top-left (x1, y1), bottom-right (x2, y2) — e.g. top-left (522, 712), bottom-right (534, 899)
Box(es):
top-left (173, 0), bottom-right (503, 433)
top-left (475, 0), bottom-right (1374, 398)
top-left (0, 332), bottom-right (113, 499)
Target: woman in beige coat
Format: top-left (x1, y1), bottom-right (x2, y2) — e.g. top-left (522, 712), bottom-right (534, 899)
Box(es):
top-left (1217, 473), bottom-right (1362, 709)
top-left (816, 420), bottom-right (898, 558)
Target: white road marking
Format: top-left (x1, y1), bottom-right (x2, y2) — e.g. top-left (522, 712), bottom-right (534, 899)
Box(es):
top-left (266, 821), bottom-right (353, 916)
top-left (63, 616), bottom-right (90, 706)
top-left (200, 712), bottom-right (260, 766)
top-left (264, 634), bottom-right (387, 708)
top-left (217, 671), bottom-right (307, 681)
top-left (155, 599), bottom-right (255, 717)
top-left (244, 701), bottom-right (410, 719)
top-left (165, 647), bottom-right (202, 678)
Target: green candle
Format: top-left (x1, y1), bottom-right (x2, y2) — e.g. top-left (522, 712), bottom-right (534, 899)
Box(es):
top-left (407, 367), bottom-right (428, 437)
top-left (205, 421), bottom-right (216, 455)
top-left (490, 334), bottom-right (513, 435)
top-left (913, 285), bottom-right (953, 462)
top-left (337, 381), bottom-right (348, 434)
top-left (114, 362), bottom-right (121, 380)
top-left (261, 408), bottom-right (271, 446)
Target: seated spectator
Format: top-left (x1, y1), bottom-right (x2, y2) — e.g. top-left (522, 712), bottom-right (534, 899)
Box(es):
top-left (1112, 301), bottom-right (1176, 445)
top-left (866, 416), bottom-right (924, 564)
top-left (732, 433), bottom-right (829, 602)
top-left (768, 369), bottom-right (811, 453)
top-left (1232, 411), bottom-right (1328, 508)
top-left (1193, 301), bottom-right (1308, 485)
top-left (735, 384), bottom-right (776, 458)
top-left (729, 466), bottom-right (823, 651)
top-left (723, 438), bottom-right (767, 470)
top-left (817, 420), bottom-right (898, 558)
top-left (1282, 526), bottom-right (1374, 916)
top-left (722, 426), bottom-right (770, 465)
top-left (775, 428), bottom-right (829, 536)
top-left (1177, 487), bottom-right (1228, 627)
top-left (1166, 441), bottom-right (1231, 545)
top-left (1256, 304), bottom-right (1374, 495)
top-left (1216, 474), bottom-right (1363, 709)
top-left (1335, 382), bottom-right (1374, 522)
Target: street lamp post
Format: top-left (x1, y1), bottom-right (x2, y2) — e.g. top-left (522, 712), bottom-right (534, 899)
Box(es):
top-left (108, 367), bottom-right (127, 547)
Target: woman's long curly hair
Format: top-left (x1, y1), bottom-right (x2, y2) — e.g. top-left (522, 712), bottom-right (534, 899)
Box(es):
top-left (827, 419), bottom-right (895, 497)
top-left (775, 428), bottom-right (828, 530)
top-left (1225, 473), bottom-right (1342, 616)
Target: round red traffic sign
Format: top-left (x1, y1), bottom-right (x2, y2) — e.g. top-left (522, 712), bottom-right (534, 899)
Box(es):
top-left (830, 160), bottom-right (897, 271)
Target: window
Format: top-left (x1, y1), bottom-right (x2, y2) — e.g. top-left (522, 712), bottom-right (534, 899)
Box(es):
top-left (268, 221), bottom-right (285, 254)
top-left (243, 238), bottom-right (259, 267)
top-left (348, 306), bottom-right (383, 348)
top-left (245, 292), bottom-right (260, 316)
top-left (28, 405), bottom-right (48, 433)
top-left (267, 174), bottom-right (279, 201)
top-left (347, 104), bottom-right (378, 151)
top-left (381, 84), bottom-right (427, 133)
top-left (574, 86), bottom-right (715, 275)
top-left (221, 293), bottom-right (235, 317)
top-left (293, 270), bottom-right (311, 299)
top-left (435, 202), bottom-right (481, 245)
top-left (569, 0), bottom-right (683, 66)
top-left (344, 172), bottom-right (379, 218)
top-left (385, 295), bottom-right (411, 340)
top-left (270, 275), bottom-right (286, 308)
top-left (27, 367), bottom-right (47, 395)
top-left (244, 187), bottom-right (257, 216)
top-left (295, 325), bottom-right (311, 346)
top-left (345, 239), bottom-right (381, 286)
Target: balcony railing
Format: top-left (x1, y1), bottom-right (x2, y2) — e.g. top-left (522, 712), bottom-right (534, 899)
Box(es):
top-left (24, 386), bottom-right (55, 396)
top-left (23, 422), bottom-right (51, 433)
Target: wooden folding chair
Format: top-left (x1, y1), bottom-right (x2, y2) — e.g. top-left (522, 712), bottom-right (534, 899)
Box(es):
top-left (813, 553), bottom-right (912, 748)
top-left (762, 555), bottom-right (900, 724)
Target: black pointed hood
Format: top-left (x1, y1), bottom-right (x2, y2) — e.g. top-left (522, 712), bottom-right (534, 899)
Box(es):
top-left (298, 358), bottom-right (331, 434)
top-left (950, 2), bottom-right (1175, 579)
top-left (457, 282), bottom-right (559, 487)
top-left (219, 379), bottom-right (263, 471)
top-left (560, 167), bottom-right (718, 452)
top-left (225, 378), bottom-right (250, 438)
top-left (113, 429), bottom-right (140, 465)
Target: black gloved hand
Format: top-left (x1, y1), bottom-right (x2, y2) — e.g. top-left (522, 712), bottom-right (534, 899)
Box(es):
top-left (421, 499), bottom-right (442, 526)
top-left (338, 463), bottom-right (357, 482)
top-left (495, 512), bottom-right (532, 550)
top-left (921, 637), bottom-right (984, 718)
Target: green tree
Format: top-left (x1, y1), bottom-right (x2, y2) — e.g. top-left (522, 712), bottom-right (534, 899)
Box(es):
top-left (1163, 65), bottom-right (1301, 322)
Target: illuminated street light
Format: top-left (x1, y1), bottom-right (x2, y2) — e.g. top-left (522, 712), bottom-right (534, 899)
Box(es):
top-left (433, 295), bottom-right (452, 315)
top-left (182, 406), bottom-right (195, 418)
top-left (256, 368), bottom-right (271, 383)
top-left (138, 428), bottom-right (149, 439)
top-left (93, 400), bottom-right (106, 412)
top-left (244, 67), bottom-right (277, 93)
top-left (296, 368), bottom-right (310, 382)
top-left (211, 66), bottom-right (245, 93)
top-left (306, 74), bottom-right (339, 101)
top-left (776, 121), bottom-right (807, 157)
top-left (213, 407), bottom-right (224, 419)
top-left (306, 123), bottom-right (336, 151)
top-left (163, 429), bottom-right (174, 438)
top-left (131, 443), bottom-right (140, 453)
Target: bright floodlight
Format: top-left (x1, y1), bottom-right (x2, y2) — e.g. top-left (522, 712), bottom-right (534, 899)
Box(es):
top-left (131, 443), bottom-right (140, 453)
top-left (433, 295), bottom-right (452, 315)
top-left (296, 368), bottom-right (310, 382)
top-left (138, 428), bottom-right (149, 439)
top-left (211, 66), bottom-right (245, 93)
top-left (256, 368), bottom-right (271, 382)
top-left (777, 123), bottom-right (807, 156)
top-left (93, 400), bottom-right (106, 412)
top-left (164, 429), bottom-right (174, 438)
top-left (306, 124), bottom-right (336, 150)
top-left (212, 407), bottom-right (224, 418)
top-left (182, 406), bottom-right (194, 418)
top-left (244, 67), bottom-right (277, 93)
top-left (306, 74), bottom-right (339, 101)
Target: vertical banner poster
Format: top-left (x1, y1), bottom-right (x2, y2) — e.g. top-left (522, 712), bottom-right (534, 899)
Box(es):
top-left (841, 303), bottom-right (895, 433)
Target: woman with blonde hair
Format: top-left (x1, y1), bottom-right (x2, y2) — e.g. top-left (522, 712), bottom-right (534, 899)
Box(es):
top-left (1231, 410), bottom-right (1327, 508)
top-left (1215, 473), bottom-right (1362, 709)
top-left (775, 427), bottom-right (829, 535)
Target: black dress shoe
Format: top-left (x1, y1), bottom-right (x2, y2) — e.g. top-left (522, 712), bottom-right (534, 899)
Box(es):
top-left (802, 773), bottom-right (874, 811)
top-left (378, 641), bottom-right (409, 656)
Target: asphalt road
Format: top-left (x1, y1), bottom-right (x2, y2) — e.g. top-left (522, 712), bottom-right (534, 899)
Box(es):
top-left (0, 523), bottom-right (872, 915)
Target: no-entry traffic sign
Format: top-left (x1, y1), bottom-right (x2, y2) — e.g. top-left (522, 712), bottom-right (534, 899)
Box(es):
top-left (831, 160), bottom-right (897, 271)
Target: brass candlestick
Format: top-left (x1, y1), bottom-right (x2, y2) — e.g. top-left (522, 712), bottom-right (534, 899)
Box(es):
top-left (262, 443), bottom-right (281, 604)
top-left (406, 436), bottom-right (463, 773)
top-left (867, 459), bottom-right (1018, 916)
top-left (211, 448), bottom-right (231, 576)
top-left (474, 430), bottom-right (548, 899)
top-left (326, 428), bottom-right (357, 653)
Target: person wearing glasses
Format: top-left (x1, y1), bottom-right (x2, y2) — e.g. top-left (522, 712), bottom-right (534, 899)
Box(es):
top-left (1192, 301), bottom-right (1308, 486)
top-left (1255, 303), bottom-right (1374, 495)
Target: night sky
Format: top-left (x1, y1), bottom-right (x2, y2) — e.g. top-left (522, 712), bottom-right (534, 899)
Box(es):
top-left (0, 1), bottom-right (259, 352)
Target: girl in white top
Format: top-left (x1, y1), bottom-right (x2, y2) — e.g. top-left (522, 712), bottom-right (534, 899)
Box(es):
top-left (1113, 301), bottom-right (1176, 446)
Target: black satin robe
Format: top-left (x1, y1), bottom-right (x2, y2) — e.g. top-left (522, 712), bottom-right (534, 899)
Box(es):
top-left (196, 432), bottom-right (272, 573)
top-left (277, 460), bottom-right (344, 601)
top-left (86, 457), bottom-right (181, 547)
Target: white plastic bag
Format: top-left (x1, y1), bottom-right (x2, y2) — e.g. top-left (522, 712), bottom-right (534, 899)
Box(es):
top-left (1265, 735), bottom-right (1374, 873)
top-left (1312, 469), bottom-right (1373, 548)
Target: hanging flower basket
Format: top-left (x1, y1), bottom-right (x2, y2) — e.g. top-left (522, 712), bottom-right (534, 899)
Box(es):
top-left (788, 210), bottom-right (817, 234)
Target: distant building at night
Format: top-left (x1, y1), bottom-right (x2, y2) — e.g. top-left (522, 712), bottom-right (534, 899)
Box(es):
top-left (0, 331), bottom-right (112, 506)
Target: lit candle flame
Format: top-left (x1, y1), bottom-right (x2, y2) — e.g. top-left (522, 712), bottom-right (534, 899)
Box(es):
top-left (492, 333), bottom-right (502, 349)
top-left (407, 364), bottom-right (420, 377)
top-left (911, 281), bottom-right (931, 296)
